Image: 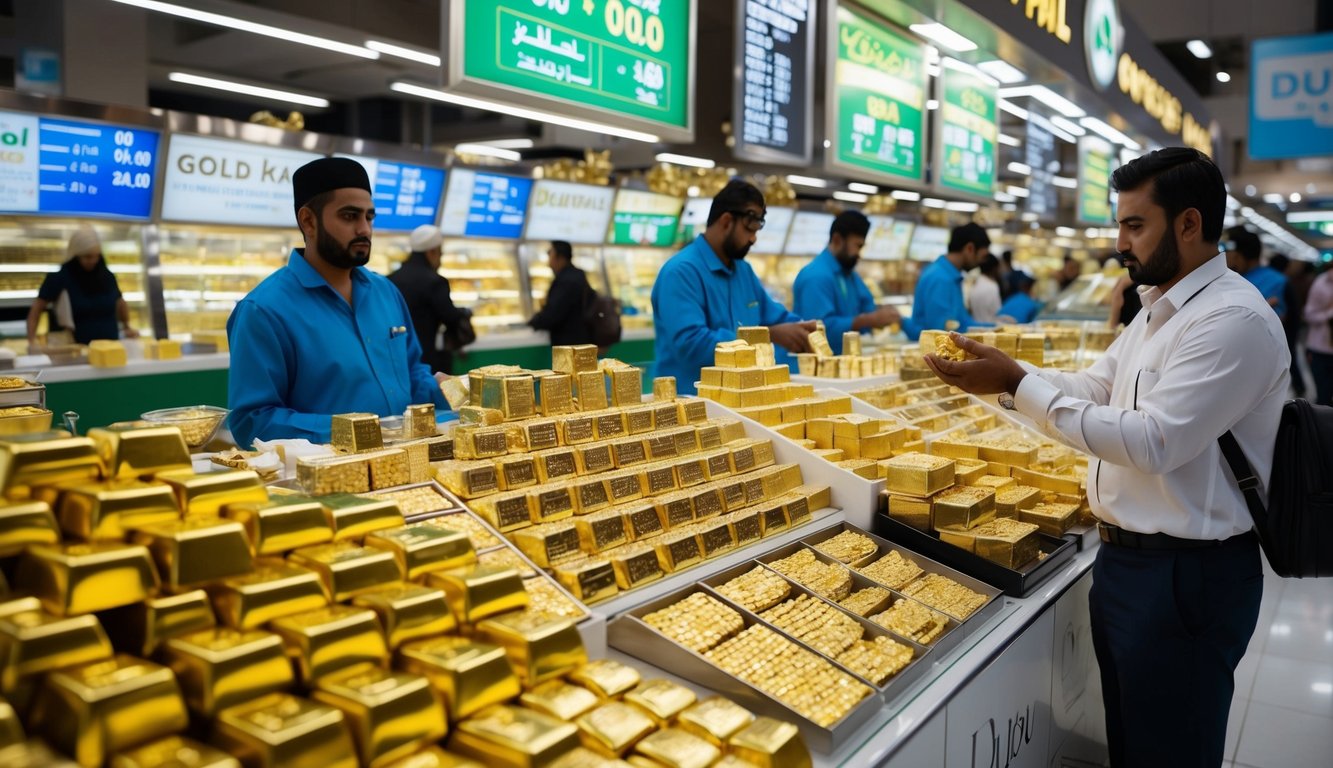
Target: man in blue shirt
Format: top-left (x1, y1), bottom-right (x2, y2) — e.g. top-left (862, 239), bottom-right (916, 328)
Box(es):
top-left (998, 271), bottom-right (1041, 323)
top-left (227, 157), bottom-right (450, 448)
top-left (903, 222), bottom-right (993, 340)
top-left (652, 180), bottom-right (816, 394)
top-left (1226, 226), bottom-right (1286, 320)
top-left (792, 211), bottom-right (901, 354)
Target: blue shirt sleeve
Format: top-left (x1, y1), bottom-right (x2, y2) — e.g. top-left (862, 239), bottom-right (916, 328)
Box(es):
top-left (653, 262), bottom-right (740, 373)
top-left (794, 268), bottom-right (857, 345)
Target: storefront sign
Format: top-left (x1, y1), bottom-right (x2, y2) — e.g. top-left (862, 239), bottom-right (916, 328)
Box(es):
top-left (524, 179), bottom-right (616, 243)
top-left (439, 169), bottom-right (534, 239)
top-left (607, 188), bottom-right (683, 247)
top-left (1249, 32), bottom-right (1333, 160)
top-left (935, 58), bottom-right (998, 198)
top-left (338, 155), bottom-right (446, 232)
top-left (784, 210), bottom-right (834, 256)
top-left (827, 3), bottom-right (927, 184)
top-left (1025, 109), bottom-right (1060, 222)
top-left (733, 0), bottom-right (815, 164)
top-left (862, 216), bottom-right (914, 260)
top-left (161, 135), bottom-right (319, 227)
top-left (448, 0), bottom-right (694, 140)
top-left (1077, 136), bottom-right (1114, 226)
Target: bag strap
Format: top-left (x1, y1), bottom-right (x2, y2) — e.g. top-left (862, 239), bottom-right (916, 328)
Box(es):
top-left (1217, 430), bottom-right (1269, 529)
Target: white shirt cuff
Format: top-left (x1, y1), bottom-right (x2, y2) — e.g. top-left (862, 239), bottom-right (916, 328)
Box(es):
top-left (1014, 371), bottom-right (1061, 429)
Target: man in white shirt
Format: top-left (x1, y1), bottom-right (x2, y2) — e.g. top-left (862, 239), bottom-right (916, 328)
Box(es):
top-left (969, 253), bottom-right (1003, 323)
top-left (925, 148), bottom-right (1288, 768)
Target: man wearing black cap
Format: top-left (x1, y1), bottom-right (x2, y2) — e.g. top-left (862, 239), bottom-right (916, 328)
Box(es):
top-left (226, 156), bottom-right (451, 448)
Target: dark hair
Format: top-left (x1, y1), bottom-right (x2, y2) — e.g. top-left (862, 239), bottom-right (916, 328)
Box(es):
top-left (298, 191), bottom-right (335, 235)
top-left (1009, 270), bottom-right (1035, 291)
top-left (830, 210), bottom-right (870, 240)
top-left (979, 254), bottom-right (1000, 277)
top-left (707, 180), bottom-right (766, 227)
top-left (550, 240), bottom-right (573, 261)
top-left (1001, 250), bottom-right (1014, 265)
top-left (1269, 253), bottom-right (1290, 273)
top-left (948, 223), bottom-right (990, 253)
top-left (1111, 147), bottom-right (1226, 243)
top-left (1227, 226), bottom-right (1262, 262)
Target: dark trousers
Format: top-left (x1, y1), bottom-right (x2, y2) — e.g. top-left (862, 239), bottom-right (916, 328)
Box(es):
top-left (1089, 533), bottom-right (1263, 768)
top-left (1288, 329), bottom-right (1306, 396)
top-left (1310, 350), bottom-right (1333, 406)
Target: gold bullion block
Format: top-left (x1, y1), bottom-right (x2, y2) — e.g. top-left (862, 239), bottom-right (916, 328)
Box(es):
top-left (557, 414), bottom-right (597, 446)
top-left (570, 659), bottom-right (640, 700)
top-left (467, 491), bottom-right (534, 533)
top-left (592, 412), bottom-right (626, 442)
top-left (0, 501), bottom-right (60, 556)
top-left (677, 697), bottom-right (753, 747)
top-left (572, 476), bottom-right (613, 515)
top-left (714, 478), bottom-right (747, 512)
top-left (88, 425), bottom-right (191, 480)
top-left (155, 468), bottom-right (269, 517)
top-left (532, 448), bottom-right (579, 483)
top-left (794, 484), bottom-right (831, 512)
top-left (952, 458), bottom-right (989, 486)
top-left (553, 558), bottom-right (618, 603)
top-left (523, 420), bottom-right (560, 453)
top-left (213, 693), bottom-right (357, 768)
top-left (528, 484), bottom-right (576, 524)
top-left (575, 701), bottom-right (655, 758)
top-left (756, 501), bottom-right (789, 535)
top-left (289, 541), bottom-right (402, 602)
top-left (653, 378), bottom-right (678, 401)
top-left (225, 497), bottom-right (333, 556)
top-left (353, 585), bottom-right (454, 649)
top-left (404, 404), bottom-right (437, 440)
top-left (676, 398), bottom-right (707, 425)
top-left (297, 455), bottom-right (370, 496)
top-left (930, 439), bottom-right (980, 461)
top-left (995, 485), bottom-right (1042, 519)
top-left (0, 605), bottom-right (112, 693)
top-left (522, 680), bottom-right (600, 722)
top-left (575, 509), bottom-right (628, 554)
top-left (1020, 501), bottom-right (1079, 536)
top-left (270, 606), bottom-right (389, 683)
top-left (932, 486), bottom-right (997, 530)
top-left (365, 449), bottom-right (410, 491)
top-left (973, 519), bottom-right (1041, 568)
top-left (605, 471), bottom-right (645, 506)
top-left (653, 491), bottom-right (695, 530)
top-left (737, 327), bottom-right (770, 346)
top-left (332, 413), bottom-right (383, 453)
top-left (366, 525), bottom-right (476, 580)
top-left (577, 372), bottom-right (609, 412)
top-left (624, 679), bottom-right (696, 728)
top-left (448, 705), bottom-right (579, 768)
top-left (477, 613), bottom-right (587, 685)
top-left (882, 454), bottom-right (955, 497)
top-left (634, 728), bottom-right (721, 768)
top-left (535, 373), bottom-right (575, 417)
top-left (652, 402), bottom-right (682, 431)
top-left (16, 543), bottom-right (158, 616)
top-left (690, 486), bottom-right (724, 521)
top-left (692, 517), bottom-right (736, 558)
top-left (397, 637), bottom-right (520, 722)
top-left (553, 345), bottom-right (599, 375)
top-left (725, 509), bottom-right (762, 546)
top-left (111, 736), bottom-right (239, 768)
top-left (609, 437), bottom-right (648, 469)
top-left (653, 530), bottom-right (703, 572)
top-left (699, 450), bottom-right (732, 481)
top-left (512, 522), bottom-right (581, 567)
top-left (0, 434), bottom-right (102, 501)
top-left (32, 655), bottom-right (188, 768)
top-left (378, 746), bottom-right (483, 768)
top-left (134, 518), bottom-right (254, 589)
top-left (574, 443), bottom-right (615, 476)
top-left (210, 561), bottom-right (329, 630)
top-left (729, 717), bottom-right (811, 768)
top-left (622, 406), bottom-right (655, 436)
top-left (99, 589), bottom-right (216, 657)
top-left (623, 503), bottom-right (664, 542)
top-left (433, 460), bottom-right (499, 500)
top-left (319, 493), bottom-right (405, 540)
top-left (1011, 466), bottom-right (1083, 496)
top-left (451, 426), bottom-right (510, 461)
top-left (424, 566), bottom-right (529, 624)
top-left (481, 375), bottom-right (536, 421)
top-left (888, 494), bottom-right (934, 532)
top-left (605, 543), bottom-right (663, 589)
top-left (775, 492), bottom-right (812, 526)
top-left (424, 437), bottom-right (454, 463)
top-left (162, 627), bottom-right (293, 717)
top-left (936, 524), bottom-right (982, 553)
top-left (312, 666), bottom-right (445, 767)
top-left (608, 368), bottom-right (643, 408)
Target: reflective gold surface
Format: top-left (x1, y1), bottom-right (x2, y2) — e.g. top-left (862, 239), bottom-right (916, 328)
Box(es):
top-left (623, 680), bottom-right (696, 728)
top-left (270, 605), bottom-right (389, 683)
top-left (512, 523), bottom-right (581, 568)
top-left (0, 434), bottom-right (102, 501)
top-left (224, 497), bottom-right (333, 555)
top-left (162, 627), bottom-right (293, 717)
top-left (534, 373), bottom-right (575, 418)
top-left (676, 696), bottom-right (754, 746)
top-left (87, 425), bottom-right (191, 480)
top-left (366, 525), bottom-right (476, 580)
top-left (134, 518), bottom-right (254, 589)
top-left (520, 680), bottom-right (599, 721)
top-left (569, 659), bottom-right (641, 700)
top-left (0, 501), bottom-right (60, 556)
top-left (476, 614), bottom-right (587, 685)
top-left (447, 704), bottom-right (579, 768)
top-left (0, 602), bottom-right (112, 694)
top-left (99, 589), bottom-right (216, 657)
top-left (331, 413), bottom-right (383, 454)
top-left (210, 560), bottom-right (329, 630)
top-left (288, 542), bottom-right (403, 602)
top-left (632, 728), bottom-right (720, 768)
top-left (380, 746), bottom-right (484, 768)
top-left (16, 543), bottom-right (158, 615)
top-left (51, 481), bottom-right (178, 542)
top-left (352, 584), bottom-right (455, 649)
top-left (424, 566), bottom-right (528, 624)
top-left (575, 701), bottom-right (655, 758)
top-left (606, 544), bottom-right (663, 590)
top-left (469, 491), bottom-right (536, 533)
top-left (318, 493), bottom-right (404, 541)
top-left (397, 637), bottom-right (519, 721)
top-left (109, 735), bottom-right (241, 768)
top-left (553, 559), bottom-right (617, 604)
top-left (312, 666), bottom-right (445, 767)
top-left (212, 693), bottom-right (357, 768)
top-left (727, 716), bottom-right (811, 768)
top-left (154, 469), bottom-right (268, 518)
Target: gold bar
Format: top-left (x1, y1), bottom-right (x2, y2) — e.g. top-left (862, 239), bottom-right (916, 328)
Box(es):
top-left (623, 680), bottom-right (696, 728)
top-left (575, 701), bottom-right (655, 758)
top-left (0, 434), bottom-right (102, 501)
top-left (353, 584), bottom-right (454, 650)
top-left (936, 524), bottom-right (981, 553)
top-left (757, 503), bottom-right (789, 535)
top-left (882, 454), bottom-right (955, 497)
top-left (573, 477), bottom-right (612, 515)
top-left (609, 438), bottom-right (648, 469)
top-left (212, 693), bottom-right (357, 768)
top-left (693, 424), bottom-right (723, 452)
top-left (155, 469), bottom-right (269, 517)
top-left (673, 457), bottom-right (705, 489)
top-left (467, 491), bottom-right (534, 533)
top-left (162, 627), bottom-right (293, 717)
top-left (553, 345), bottom-right (599, 375)
top-left (677, 697), bottom-right (753, 746)
top-left (366, 525), bottom-right (476, 580)
top-left (725, 509), bottom-right (762, 546)
top-left (209, 560), bottom-right (329, 630)
top-left (476, 549), bottom-right (536, 578)
top-left (416, 513), bottom-right (499, 552)
top-left (951, 457), bottom-right (989, 486)
top-left (451, 426), bottom-right (510, 461)
top-left (0, 501), bottom-right (60, 556)
top-left (312, 667), bottom-right (446, 768)
top-left (605, 544), bottom-right (663, 589)
top-left (1011, 466), bottom-right (1084, 496)
top-left (728, 716), bottom-right (811, 768)
top-left (319, 494), bottom-right (405, 541)
top-left (594, 411), bottom-right (627, 440)
top-left (652, 402), bottom-right (680, 430)
top-left (424, 566), bottom-right (529, 624)
top-left (521, 680), bottom-right (600, 722)
top-left (623, 406), bottom-right (655, 435)
top-left (404, 404), bottom-right (436, 439)
top-left (557, 414), bottom-right (596, 446)
top-left (623, 503), bottom-right (663, 542)
top-left (365, 449), bottom-right (410, 491)
top-left (535, 373), bottom-right (575, 417)
top-left (528, 485), bottom-right (576, 524)
top-left (553, 558), bottom-right (618, 603)
top-left (653, 491), bottom-right (694, 530)
top-left (605, 471), bottom-right (645, 505)
top-left (714, 478), bottom-right (747, 512)
top-left (972, 519), bottom-right (1041, 568)
top-left (225, 497), bottom-right (333, 556)
top-left (569, 659), bottom-right (641, 700)
top-left (575, 509), bottom-right (628, 554)
top-left (88, 425), bottom-right (191, 480)
top-left (888, 493), bottom-right (934, 532)
top-left (397, 638), bottom-right (520, 721)
top-left (481, 375), bottom-right (535, 421)
top-left (994, 485), bottom-right (1042, 519)
top-left (653, 378), bottom-right (677, 401)
top-left (270, 606), bottom-right (389, 683)
top-left (644, 434), bottom-right (677, 462)
top-left (33, 656), bottom-right (188, 767)
top-left (608, 368), bottom-right (643, 408)
top-left (110, 735), bottom-right (239, 768)
top-left (99, 589), bottom-right (215, 657)
top-left (577, 372), bottom-right (609, 412)
top-left (0, 739), bottom-right (84, 766)
top-left (633, 728), bottom-right (721, 768)
top-left (289, 542), bottom-right (402, 602)
top-left (1019, 501), bottom-right (1079, 536)
top-left (521, 420), bottom-right (559, 453)
top-left (16, 543), bottom-right (157, 616)
top-left (134, 518), bottom-right (254, 589)
top-left (742, 475), bottom-right (766, 506)
top-left (332, 413), bottom-right (383, 453)
top-left (511, 522), bottom-right (581, 567)
top-left (447, 705), bottom-right (579, 768)
top-left (574, 444), bottom-right (615, 476)
top-left (690, 487), bottom-right (724, 521)
top-left (532, 448), bottom-right (579, 484)
top-left (433, 460), bottom-right (500, 500)
top-left (932, 486), bottom-right (997, 530)
top-left (698, 451), bottom-right (731, 481)
top-left (653, 530), bottom-right (703, 572)
top-left (424, 437), bottom-right (454, 463)
top-left (379, 746), bottom-right (484, 768)
top-left (476, 613), bottom-right (587, 685)
top-left (0, 606), bottom-right (112, 694)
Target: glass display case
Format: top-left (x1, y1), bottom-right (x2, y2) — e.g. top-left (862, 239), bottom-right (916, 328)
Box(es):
top-left (749, 254), bottom-right (815, 307)
top-left (518, 241), bottom-right (608, 325)
top-left (602, 246), bottom-right (674, 330)
top-left (1040, 270), bottom-right (1123, 321)
top-left (437, 238), bottom-right (527, 334)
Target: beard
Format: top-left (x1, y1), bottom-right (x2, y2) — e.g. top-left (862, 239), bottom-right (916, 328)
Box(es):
top-left (835, 248), bottom-right (859, 271)
top-left (1123, 232), bottom-right (1181, 287)
top-left (723, 236), bottom-right (752, 261)
top-left (316, 223), bottom-right (371, 269)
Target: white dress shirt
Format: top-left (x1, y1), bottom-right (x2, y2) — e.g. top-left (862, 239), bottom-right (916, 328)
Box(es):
top-left (1012, 254), bottom-right (1289, 539)
top-left (970, 274), bottom-right (1002, 323)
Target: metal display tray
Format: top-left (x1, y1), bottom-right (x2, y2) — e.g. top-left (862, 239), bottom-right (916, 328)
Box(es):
top-left (874, 514), bottom-right (1077, 597)
top-left (1064, 522), bottom-right (1099, 551)
top-left (0, 370), bottom-right (45, 408)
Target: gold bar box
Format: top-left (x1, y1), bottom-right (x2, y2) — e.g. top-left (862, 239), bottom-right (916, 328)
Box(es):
top-left (0, 603), bottom-right (112, 694)
top-left (447, 705), bottom-right (579, 768)
top-left (31, 655), bottom-right (188, 768)
top-left (653, 530), bottom-right (703, 572)
top-left (476, 613), bottom-right (587, 685)
top-left (512, 522), bottom-right (581, 567)
top-left (225, 497), bottom-right (333, 556)
top-left (610, 438), bottom-right (648, 469)
top-left (972, 519), bottom-right (1041, 568)
top-left (134, 518), bottom-right (254, 589)
top-left (312, 666), bottom-right (446, 768)
top-left (882, 454), bottom-right (956, 497)
top-left (397, 637), bottom-right (521, 721)
top-left (575, 443), bottom-right (615, 475)
top-left (677, 697), bottom-right (753, 746)
top-left (521, 680), bottom-right (600, 722)
top-left (162, 627), bottom-right (293, 717)
top-left (932, 486), bottom-right (997, 530)
top-left (424, 566), bottom-right (529, 624)
top-left (634, 728), bottom-right (721, 768)
top-left (319, 494), bottom-right (404, 541)
top-left (0, 434), bottom-right (102, 501)
top-left (553, 558), bottom-right (617, 603)
top-left (575, 509), bottom-right (628, 553)
top-left (623, 503), bottom-right (663, 541)
top-left (594, 411), bottom-right (627, 440)
top-left (623, 406), bottom-right (655, 435)
top-left (575, 701), bottom-right (655, 758)
top-left (529, 485), bottom-right (576, 524)
top-left (16, 543), bottom-right (158, 616)
top-left (88, 425), bottom-right (190, 480)
top-left (532, 448), bottom-right (579, 484)
top-left (212, 693), bottom-right (357, 768)
top-left (577, 371), bottom-right (609, 412)
top-left (99, 589), bottom-right (215, 657)
top-left (467, 491), bottom-right (533, 533)
top-left (1020, 501), bottom-right (1079, 536)
top-left (289, 542), bottom-right (402, 602)
top-left (433, 460), bottom-right (499, 500)
top-left (111, 735), bottom-right (240, 768)
top-left (535, 373), bottom-right (575, 417)
top-left (353, 584), bottom-right (454, 649)
top-left (995, 485), bottom-right (1042, 519)
top-left (481, 374), bottom-right (535, 421)
top-left (0, 500), bottom-right (60, 556)
top-left (729, 716), bottom-right (811, 768)
top-left (605, 471), bottom-right (645, 505)
top-left (553, 345), bottom-right (599, 375)
top-left (331, 413), bottom-right (383, 453)
top-left (209, 560), bottom-right (329, 630)
top-left (653, 378), bottom-right (677, 401)
top-left (605, 543), bottom-right (663, 589)
top-left (156, 468), bottom-right (269, 517)
top-left (524, 420), bottom-right (560, 453)
top-left (888, 493), bottom-right (934, 532)
top-left (569, 659), bottom-right (640, 700)
top-left (270, 606), bottom-right (389, 683)
top-left (366, 525), bottom-right (476, 580)
top-left (624, 679), bottom-right (696, 728)
top-left (557, 414), bottom-right (596, 446)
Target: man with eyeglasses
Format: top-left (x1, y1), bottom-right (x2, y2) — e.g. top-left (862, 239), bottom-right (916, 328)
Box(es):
top-left (652, 180), bottom-right (816, 394)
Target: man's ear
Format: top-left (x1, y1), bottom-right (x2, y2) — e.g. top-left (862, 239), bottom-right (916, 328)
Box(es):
top-left (1177, 207), bottom-right (1203, 245)
top-left (296, 206), bottom-right (315, 239)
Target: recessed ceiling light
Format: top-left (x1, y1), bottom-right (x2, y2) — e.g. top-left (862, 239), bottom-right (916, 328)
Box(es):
top-left (909, 23), bottom-right (977, 53)
top-left (1186, 40), bottom-right (1213, 59)
top-left (1216, 71), bottom-right (1232, 83)
top-left (833, 191), bottom-right (870, 203)
top-left (848, 183), bottom-right (879, 194)
top-left (976, 59), bottom-right (1027, 84)
top-left (167, 72), bottom-right (330, 108)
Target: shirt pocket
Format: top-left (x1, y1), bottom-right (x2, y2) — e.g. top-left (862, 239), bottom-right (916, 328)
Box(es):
top-left (1132, 368), bottom-right (1161, 409)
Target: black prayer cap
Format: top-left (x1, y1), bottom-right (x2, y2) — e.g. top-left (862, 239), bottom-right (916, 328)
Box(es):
top-left (292, 157), bottom-right (372, 219)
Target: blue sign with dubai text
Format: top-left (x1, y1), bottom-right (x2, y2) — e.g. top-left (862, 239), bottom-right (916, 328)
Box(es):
top-left (1250, 32), bottom-right (1333, 159)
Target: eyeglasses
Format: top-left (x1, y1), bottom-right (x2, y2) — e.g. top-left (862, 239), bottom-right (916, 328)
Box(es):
top-left (727, 210), bottom-right (766, 232)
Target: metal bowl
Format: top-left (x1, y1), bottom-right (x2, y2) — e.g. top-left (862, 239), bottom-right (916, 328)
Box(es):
top-left (0, 407), bottom-right (53, 436)
top-left (140, 405), bottom-right (229, 449)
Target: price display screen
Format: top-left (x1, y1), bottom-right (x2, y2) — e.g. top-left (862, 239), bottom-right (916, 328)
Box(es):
top-left (607, 188), bottom-right (683, 247)
top-left (1078, 137), bottom-right (1114, 225)
top-left (784, 211), bottom-right (834, 256)
top-left (524, 180), bottom-right (617, 243)
top-left (440, 169), bottom-right (534, 239)
top-left (1025, 110), bottom-right (1059, 221)
top-left (734, 0), bottom-right (814, 163)
top-left (908, 224), bottom-right (949, 262)
top-left (0, 110), bottom-right (160, 219)
top-left (752, 206), bottom-right (795, 253)
top-left (935, 59), bottom-right (998, 198)
top-left (338, 155), bottom-right (446, 232)
top-left (862, 216), bottom-right (914, 260)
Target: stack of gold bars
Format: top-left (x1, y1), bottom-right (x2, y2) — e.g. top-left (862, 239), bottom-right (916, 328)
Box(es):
top-left (0, 416), bottom-right (815, 765)
top-left (792, 330), bottom-right (901, 380)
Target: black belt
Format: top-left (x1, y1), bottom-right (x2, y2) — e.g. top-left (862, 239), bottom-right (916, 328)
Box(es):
top-left (1097, 523), bottom-right (1257, 550)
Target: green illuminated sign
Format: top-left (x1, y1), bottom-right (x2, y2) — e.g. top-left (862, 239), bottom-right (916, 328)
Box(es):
top-left (1078, 137), bottom-right (1114, 225)
top-left (936, 61), bottom-right (998, 197)
top-left (831, 5), bottom-right (927, 183)
top-left (607, 189), bottom-right (682, 247)
top-left (460, 0), bottom-right (691, 133)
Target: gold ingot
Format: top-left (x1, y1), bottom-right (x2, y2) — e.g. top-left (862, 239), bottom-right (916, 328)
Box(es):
top-left (353, 584), bottom-right (455, 649)
top-left (674, 457), bottom-right (706, 489)
top-left (481, 374), bottom-right (535, 421)
top-left (692, 517), bottom-right (735, 558)
top-left (995, 485), bottom-right (1042, 519)
top-left (1019, 501), bottom-right (1079, 536)
top-left (569, 659), bottom-right (640, 700)
top-left (593, 411), bottom-right (627, 440)
top-left (698, 450), bottom-right (731, 481)
top-left (576, 372), bottom-right (608, 412)
top-left (496, 455), bottom-right (537, 492)
top-left (645, 433), bottom-right (678, 462)
top-left (552, 345), bottom-right (598, 375)
top-left (728, 716), bottom-right (811, 768)
top-left (970, 519), bottom-right (1041, 568)
top-left (757, 502), bottom-right (789, 536)
top-left (529, 485), bottom-right (576, 524)
top-left (134, 518), bottom-right (253, 589)
top-left (270, 606), bottom-right (389, 683)
top-left (155, 469), bottom-right (268, 517)
top-left (714, 478), bottom-right (747, 512)
top-left (622, 406), bottom-right (655, 435)
top-left (469, 490), bottom-right (535, 533)
top-left (605, 543), bottom-right (663, 589)
top-left (447, 705), bottom-right (579, 768)
top-left (575, 701), bottom-right (655, 758)
top-left (725, 509), bottom-right (762, 546)
top-left (532, 448), bottom-right (578, 484)
top-left (366, 525), bottom-right (476, 580)
top-left (162, 627), bottom-right (293, 717)
top-left (433, 460), bottom-right (498, 500)
top-left (605, 471), bottom-right (645, 505)
top-left (365, 449), bottom-right (410, 491)
top-left (573, 477), bottom-right (612, 515)
top-left (88, 424), bottom-right (191, 481)
top-left (312, 666), bottom-right (445, 768)
top-left (297, 455), bottom-right (371, 495)
top-left (936, 524), bottom-right (982, 553)
top-left (534, 373), bottom-right (575, 417)
top-left (289, 542), bottom-right (402, 602)
top-left (521, 680), bottom-right (599, 722)
top-left (31, 655), bottom-right (188, 768)
top-left (639, 463), bottom-right (677, 497)
top-left (225, 496), bottom-right (332, 556)
top-left (557, 414), bottom-right (596, 446)
top-left (653, 531), bottom-right (702, 573)
top-left (575, 509), bottom-right (627, 554)
top-left (331, 413), bottom-right (383, 454)
top-left (574, 443), bottom-right (614, 476)
top-left (1011, 466), bottom-right (1083, 496)
top-left (0, 501), bottom-right (60, 556)
top-left (512, 522), bottom-right (581, 568)
top-left (951, 457), bottom-right (989, 486)
top-left (476, 613), bottom-right (586, 685)
top-left (0, 739), bottom-right (81, 766)
top-left (653, 491), bottom-right (694, 530)
top-left (397, 637), bottom-right (520, 721)
top-left (423, 436), bottom-right (454, 463)
top-left (319, 494), bottom-right (404, 541)
top-left (380, 747), bottom-right (483, 768)
top-left (210, 561), bottom-right (329, 630)
top-left (451, 426), bottom-right (509, 461)
top-left (622, 503), bottom-right (663, 541)
top-left (212, 693), bottom-right (357, 768)
top-left (553, 558), bottom-right (617, 603)
top-left (623, 680), bottom-right (695, 728)
top-left (16, 543), bottom-right (158, 615)
top-left (404, 404), bottom-right (436, 440)
top-left (424, 566), bottom-right (528, 624)
top-left (608, 369), bottom-right (642, 408)
top-left (882, 454), bottom-right (955, 497)
top-left (677, 697), bottom-right (753, 746)
top-left (652, 378), bottom-right (677, 401)
top-left (110, 735), bottom-right (239, 768)
top-left (888, 493), bottom-right (934, 532)
top-left (50, 481), bottom-right (177, 542)
top-left (933, 486), bottom-right (997, 530)
top-left (0, 605), bottom-right (112, 693)
top-left (0, 434), bottom-right (102, 501)
top-left (99, 589), bottom-right (215, 657)
top-left (633, 728), bottom-right (720, 768)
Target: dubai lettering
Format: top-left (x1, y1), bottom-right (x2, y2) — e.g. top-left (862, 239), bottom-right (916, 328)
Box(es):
top-left (971, 704), bottom-right (1035, 768)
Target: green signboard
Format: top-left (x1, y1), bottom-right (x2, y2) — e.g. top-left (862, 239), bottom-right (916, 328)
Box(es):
top-left (454, 0), bottom-right (693, 139)
top-left (1078, 137), bottom-right (1115, 225)
top-left (607, 189), bottom-right (683, 247)
top-left (829, 4), bottom-right (927, 183)
top-left (935, 60), bottom-right (998, 197)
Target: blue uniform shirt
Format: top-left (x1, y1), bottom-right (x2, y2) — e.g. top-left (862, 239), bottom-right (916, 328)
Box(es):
top-left (792, 248), bottom-right (876, 355)
top-left (652, 235), bottom-right (801, 394)
top-left (904, 256), bottom-right (990, 340)
top-left (226, 249), bottom-right (451, 448)
top-left (998, 292), bottom-right (1041, 324)
top-left (1243, 265), bottom-right (1288, 318)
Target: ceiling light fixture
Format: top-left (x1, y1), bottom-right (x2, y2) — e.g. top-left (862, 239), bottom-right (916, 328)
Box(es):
top-left (909, 23), bottom-right (977, 53)
top-left (1006, 185), bottom-right (1031, 198)
top-left (848, 182), bottom-right (879, 194)
top-left (478, 138), bottom-right (536, 149)
top-left (976, 59), bottom-right (1027, 84)
top-left (998, 85), bottom-right (1086, 118)
top-left (1050, 116), bottom-right (1087, 136)
top-left (453, 143), bottom-right (521, 161)
top-left (1216, 71), bottom-right (1232, 83)
top-left (1186, 40), bottom-right (1213, 59)
top-left (1080, 117), bottom-right (1142, 150)
top-left (655, 152), bottom-right (715, 168)
top-left (998, 100), bottom-right (1030, 121)
top-left (167, 72), bottom-right (330, 108)
top-left (1006, 162), bottom-right (1032, 176)
top-left (833, 191), bottom-right (870, 203)
top-left (1055, 226), bottom-right (1077, 237)
top-left (927, 100), bottom-right (940, 110)
top-left (108, 0), bottom-right (377, 58)
top-left (945, 201), bottom-right (979, 212)
top-left (997, 133), bottom-right (1022, 147)
top-left (787, 174), bottom-right (828, 188)
top-left (366, 40), bottom-right (440, 66)
top-left (1051, 176), bottom-right (1078, 189)
top-left (891, 190), bottom-right (922, 201)
top-left (921, 197), bottom-right (946, 208)
top-left (1290, 192), bottom-right (1302, 203)
top-left (1263, 193), bottom-right (1286, 204)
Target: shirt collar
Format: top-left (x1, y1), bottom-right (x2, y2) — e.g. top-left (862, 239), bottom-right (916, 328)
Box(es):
top-left (817, 248), bottom-right (852, 275)
top-left (289, 248), bottom-right (370, 290)
top-left (935, 255), bottom-right (964, 282)
top-left (693, 235), bottom-right (733, 275)
top-left (1141, 252), bottom-right (1229, 312)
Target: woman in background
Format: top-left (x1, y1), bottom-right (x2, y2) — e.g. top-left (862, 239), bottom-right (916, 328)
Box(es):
top-left (26, 224), bottom-right (137, 349)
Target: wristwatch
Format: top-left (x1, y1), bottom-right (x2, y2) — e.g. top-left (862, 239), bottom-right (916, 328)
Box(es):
top-left (998, 392), bottom-right (1016, 410)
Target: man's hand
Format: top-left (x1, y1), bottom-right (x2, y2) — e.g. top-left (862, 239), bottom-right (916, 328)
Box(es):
top-left (924, 332), bottom-right (1027, 395)
top-left (770, 320), bottom-right (818, 353)
top-left (855, 305), bottom-right (901, 330)
top-left (122, 327), bottom-right (140, 339)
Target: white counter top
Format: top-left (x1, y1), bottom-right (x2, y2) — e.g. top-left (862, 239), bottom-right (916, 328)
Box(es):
top-left (33, 353), bottom-right (232, 383)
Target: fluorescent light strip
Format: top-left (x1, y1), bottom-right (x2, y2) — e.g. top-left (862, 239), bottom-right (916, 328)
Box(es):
top-left (478, 138), bottom-right (535, 149)
top-left (1050, 116), bottom-right (1087, 136)
top-left (1006, 185), bottom-right (1030, 198)
top-left (941, 57), bottom-right (998, 86)
top-left (998, 85), bottom-right (1086, 118)
top-left (994, 191), bottom-right (1016, 203)
top-left (167, 72), bottom-right (330, 108)
top-left (1056, 226), bottom-right (1077, 237)
top-left (655, 152), bottom-right (715, 168)
top-left (891, 190), bottom-right (922, 201)
top-left (366, 40), bottom-right (440, 66)
top-left (927, 100), bottom-right (940, 110)
top-left (454, 143), bottom-right (521, 161)
top-left (1186, 39), bottom-right (1213, 59)
top-left (1006, 162), bottom-right (1032, 176)
top-left (945, 201), bottom-right (979, 212)
top-left (998, 100), bottom-right (1030, 121)
top-left (848, 182), bottom-right (879, 194)
top-left (390, 81), bottom-right (659, 143)
top-left (1080, 116), bottom-right (1141, 150)
top-left (976, 59), bottom-right (1027, 84)
top-left (108, 0), bottom-right (377, 59)
top-left (921, 197), bottom-right (946, 208)
top-left (1049, 125), bottom-right (1079, 144)
top-left (833, 191), bottom-right (869, 203)
top-left (909, 23), bottom-right (977, 53)
top-left (1262, 193), bottom-right (1285, 204)
top-left (1287, 211), bottom-right (1333, 223)
top-left (787, 174), bottom-right (827, 188)
top-left (997, 133), bottom-right (1021, 147)
top-left (1051, 176), bottom-right (1078, 189)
